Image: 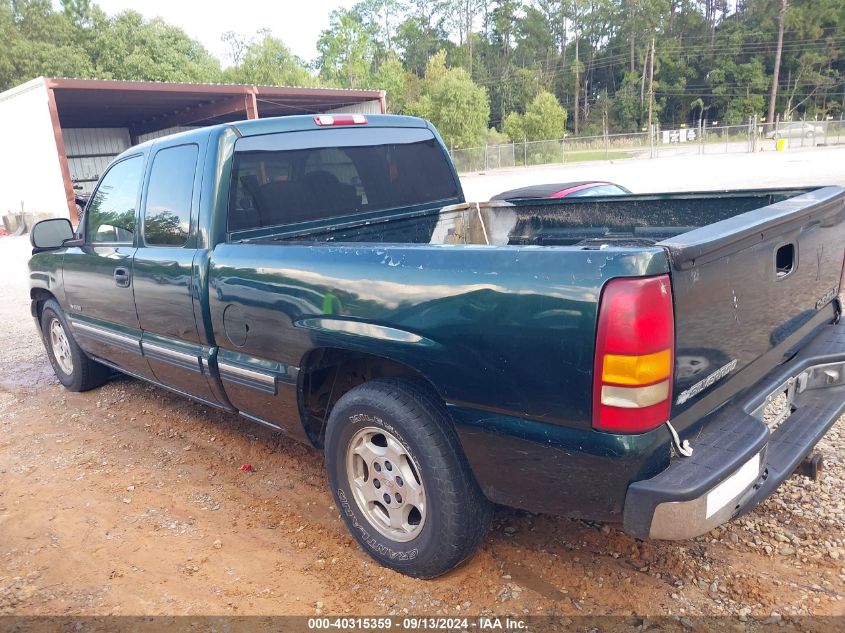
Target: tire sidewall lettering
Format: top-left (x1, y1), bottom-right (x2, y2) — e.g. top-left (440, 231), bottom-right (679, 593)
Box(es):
top-left (336, 488), bottom-right (418, 561)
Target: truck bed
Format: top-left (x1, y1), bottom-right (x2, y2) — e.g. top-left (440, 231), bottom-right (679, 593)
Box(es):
top-left (238, 185), bottom-right (845, 433)
top-left (242, 187), bottom-right (816, 248)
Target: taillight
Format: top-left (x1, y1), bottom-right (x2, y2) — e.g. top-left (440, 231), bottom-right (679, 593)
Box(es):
top-left (314, 114), bottom-right (368, 126)
top-left (593, 275), bottom-right (674, 433)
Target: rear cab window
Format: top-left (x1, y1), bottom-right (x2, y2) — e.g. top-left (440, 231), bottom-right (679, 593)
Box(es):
top-left (143, 144), bottom-right (199, 246)
top-left (228, 127), bottom-right (460, 233)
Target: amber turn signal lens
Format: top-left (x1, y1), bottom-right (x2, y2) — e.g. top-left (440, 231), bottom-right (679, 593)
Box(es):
top-left (601, 349), bottom-right (672, 386)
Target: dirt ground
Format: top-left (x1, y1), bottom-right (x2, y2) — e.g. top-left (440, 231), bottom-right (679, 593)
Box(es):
top-left (1, 223), bottom-right (845, 622)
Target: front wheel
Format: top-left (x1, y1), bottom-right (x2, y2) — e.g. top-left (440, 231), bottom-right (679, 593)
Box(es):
top-left (324, 378), bottom-right (493, 578)
top-left (40, 299), bottom-right (110, 391)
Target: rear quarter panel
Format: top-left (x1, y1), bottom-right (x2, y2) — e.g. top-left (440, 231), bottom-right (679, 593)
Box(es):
top-left (208, 242), bottom-right (670, 427)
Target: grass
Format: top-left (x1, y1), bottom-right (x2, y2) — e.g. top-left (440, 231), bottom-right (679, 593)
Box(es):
top-left (561, 150), bottom-right (633, 163)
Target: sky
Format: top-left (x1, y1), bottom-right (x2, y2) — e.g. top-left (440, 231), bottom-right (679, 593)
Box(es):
top-left (90, 0), bottom-right (361, 66)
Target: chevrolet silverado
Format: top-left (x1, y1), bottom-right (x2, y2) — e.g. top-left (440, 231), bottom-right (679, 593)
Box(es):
top-left (28, 114), bottom-right (845, 578)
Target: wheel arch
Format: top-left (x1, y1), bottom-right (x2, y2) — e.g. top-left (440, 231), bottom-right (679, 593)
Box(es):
top-left (30, 288), bottom-right (57, 319)
top-left (297, 347), bottom-right (448, 447)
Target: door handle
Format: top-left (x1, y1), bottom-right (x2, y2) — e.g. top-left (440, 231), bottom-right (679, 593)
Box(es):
top-left (114, 267), bottom-right (131, 288)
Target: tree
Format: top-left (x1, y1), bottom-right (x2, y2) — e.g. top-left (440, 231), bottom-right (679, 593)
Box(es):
top-left (1, 0), bottom-right (93, 90)
top-left (513, 5), bottom-right (555, 68)
top-left (501, 111), bottom-right (524, 141)
top-left (89, 10), bottom-right (222, 82)
top-left (317, 8), bottom-right (376, 88)
top-left (60, 0), bottom-right (92, 28)
top-left (224, 31), bottom-right (311, 86)
top-left (427, 66), bottom-right (489, 147)
top-left (488, 65), bottom-right (544, 128)
top-left (221, 31), bottom-right (248, 67)
top-left (501, 90), bottom-right (566, 141)
top-left (446, 0), bottom-right (484, 72)
top-left (406, 50), bottom-right (489, 148)
top-left (358, 0), bottom-right (406, 52)
top-left (711, 57), bottom-right (770, 124)
top-left (373, 51), bottom-right (408, 112)
top-left (396, 15), bottom-right (454, 75)
top-left (609, 71), bottom-right (644, 132)
top-left (524, 90), bottom-right (567, 139)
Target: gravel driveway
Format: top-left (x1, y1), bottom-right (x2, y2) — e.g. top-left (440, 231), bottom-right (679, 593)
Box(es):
top-left (1, 233), bottom-right (843, 623)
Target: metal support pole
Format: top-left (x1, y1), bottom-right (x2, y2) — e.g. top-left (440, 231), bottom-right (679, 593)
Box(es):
top-left (649, 124), bottom-right (654, 159)
top-left (801, 113), bottom-right (805, 148)
top-left (754, 115), bottom-right (759, 152)
top-left (700, 119), bottom-right (705, 155)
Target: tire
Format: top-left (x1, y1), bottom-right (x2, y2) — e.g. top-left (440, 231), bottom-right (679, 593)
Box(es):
top-left (324, 377), bottom-right (493, 578)
top-left (40, 299), bottom-right (110, 392)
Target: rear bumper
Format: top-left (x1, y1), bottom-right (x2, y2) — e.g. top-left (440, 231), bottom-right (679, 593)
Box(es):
top-left (623, 321), bottom-right (845, 539)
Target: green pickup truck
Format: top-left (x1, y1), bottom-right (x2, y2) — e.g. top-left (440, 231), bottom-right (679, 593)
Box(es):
top-left (29, 114), bottom-right (845, 578)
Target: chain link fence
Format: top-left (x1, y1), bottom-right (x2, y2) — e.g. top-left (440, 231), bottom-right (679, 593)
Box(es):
top-left (449, 117), bottom-right (845, 174)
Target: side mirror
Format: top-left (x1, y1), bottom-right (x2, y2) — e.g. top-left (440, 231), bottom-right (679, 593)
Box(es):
top-left (30, 218), bottom-right (75, 253)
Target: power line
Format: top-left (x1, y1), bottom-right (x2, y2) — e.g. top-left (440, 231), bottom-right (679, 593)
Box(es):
top-left (467, 36), bottom-right (845, 88)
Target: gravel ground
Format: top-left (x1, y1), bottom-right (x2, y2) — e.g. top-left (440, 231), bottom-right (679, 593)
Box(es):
top-left (1, 149), bottom-right (845, 621)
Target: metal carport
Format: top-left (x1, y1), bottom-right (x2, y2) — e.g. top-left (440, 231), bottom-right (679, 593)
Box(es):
top-left (0, 77), bottom-right (385, 224)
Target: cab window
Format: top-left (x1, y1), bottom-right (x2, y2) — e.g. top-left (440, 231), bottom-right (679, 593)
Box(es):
top-left (85, 156), bottom-right (143, 244)
top-left (228, 127), bottom-right (460, 232)
top-left (143, 144), bottom-right (198, 246)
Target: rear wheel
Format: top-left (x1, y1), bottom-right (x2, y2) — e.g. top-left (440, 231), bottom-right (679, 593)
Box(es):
top-left (40, 299), bottom-right (110, 391)
top-left (325, 378), bottom-right (493, 578)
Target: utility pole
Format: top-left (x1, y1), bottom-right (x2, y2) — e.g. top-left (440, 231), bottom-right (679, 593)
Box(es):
top-left (647, 37), bottom-right (655, 156)
top-left (574, 21), bottom-right (580, 135)
top-left (628, 0), bottom-right (636, 73)
top-left (767, 0), bottom-right (788, 131)
top-left (640, 41), bottom-right (647, 110)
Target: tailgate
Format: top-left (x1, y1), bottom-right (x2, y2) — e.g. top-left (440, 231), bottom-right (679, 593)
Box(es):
top-left (660, 186), bottom-right (845, 423)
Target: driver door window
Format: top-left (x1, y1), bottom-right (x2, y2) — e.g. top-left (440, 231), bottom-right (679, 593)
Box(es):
top-left (86, 156), bottom-right (143, 244)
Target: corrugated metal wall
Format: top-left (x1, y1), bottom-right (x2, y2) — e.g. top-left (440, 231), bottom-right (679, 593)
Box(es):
top-left (63, 128), bottom-right (131, 194)
top-left (325, 99), bottom-right (383, 115)
top-left (136, 126), bottom-right (198, 144)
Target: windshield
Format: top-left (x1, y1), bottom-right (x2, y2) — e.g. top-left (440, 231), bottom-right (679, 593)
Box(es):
top-left (568, 184), bottom-right (629, 197)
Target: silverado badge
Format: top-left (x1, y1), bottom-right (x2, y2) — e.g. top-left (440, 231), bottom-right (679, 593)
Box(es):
top-left (676, 359), bottom-right (738, 405)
